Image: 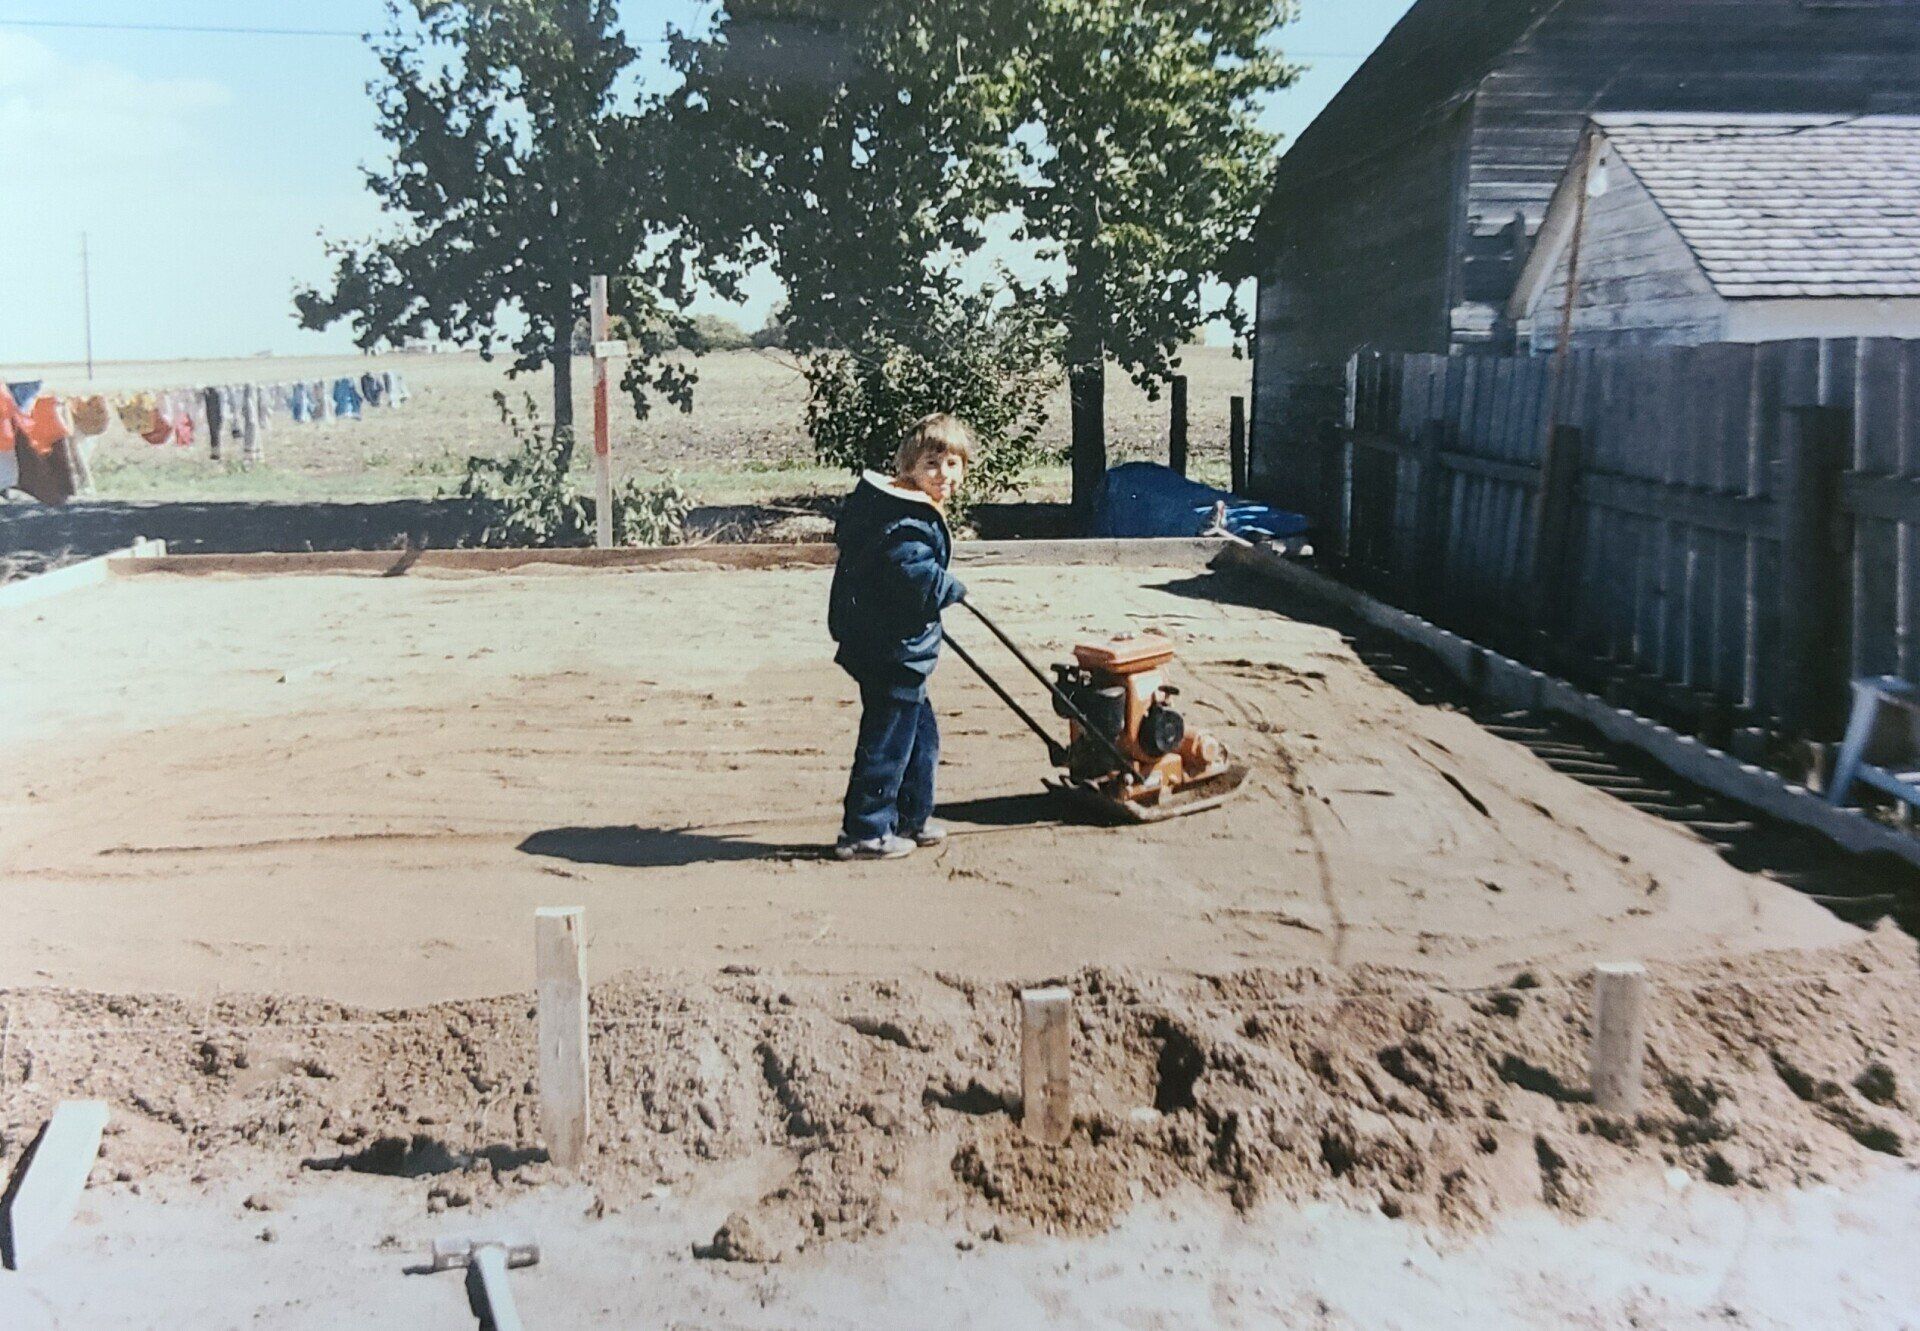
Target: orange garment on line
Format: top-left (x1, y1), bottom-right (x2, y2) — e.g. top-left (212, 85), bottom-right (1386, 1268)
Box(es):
top-left (0, 384), bottom-right (26, 454)
top-left (141, 412), bottom-right (174, 446)
top-left (22, 395), bottom-right (72, 455)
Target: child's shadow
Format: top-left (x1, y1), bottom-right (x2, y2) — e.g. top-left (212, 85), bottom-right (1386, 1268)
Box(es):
top-left (518, 825), bottom-right (824, 868)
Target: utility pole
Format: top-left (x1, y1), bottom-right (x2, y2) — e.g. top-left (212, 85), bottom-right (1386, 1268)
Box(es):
top-left (81, 232), bottom-right (95, 380)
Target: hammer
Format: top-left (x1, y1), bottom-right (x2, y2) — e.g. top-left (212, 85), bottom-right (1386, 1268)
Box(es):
top-left (428, 1235), bottom-right (540, 1331)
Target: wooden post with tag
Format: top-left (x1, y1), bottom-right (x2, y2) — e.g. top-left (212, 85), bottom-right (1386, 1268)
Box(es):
top-left (590, 275), bottom-right (614, 550)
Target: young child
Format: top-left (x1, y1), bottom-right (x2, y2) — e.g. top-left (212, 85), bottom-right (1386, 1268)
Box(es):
top-left (826, 413), bottom-right (973, 860)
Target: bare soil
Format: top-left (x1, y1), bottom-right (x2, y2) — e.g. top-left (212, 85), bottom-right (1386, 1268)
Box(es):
top-left (2, 555), bottom-right (1915, 1317)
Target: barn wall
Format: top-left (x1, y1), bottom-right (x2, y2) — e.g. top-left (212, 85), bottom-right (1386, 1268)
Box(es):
top-left (1464, 0), bottom-right (1920, 342)
top-left (1728, 300), bottom-right (1920, 341)
top-left (1250, 104), bottom-right (1471, 510)
top-left (1522, 155), bottom-right (1727, 351)
top-left (1252, 0), bottom-right (1920, 493)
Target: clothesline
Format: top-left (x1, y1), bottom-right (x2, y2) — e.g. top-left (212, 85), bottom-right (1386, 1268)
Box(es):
top-left (0, 369), bottom-right (411, 506)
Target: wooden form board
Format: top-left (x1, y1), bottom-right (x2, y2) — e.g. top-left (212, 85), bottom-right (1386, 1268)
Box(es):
top-left (1217, 541), bottom-right (1920, 876)
top-left (0, 538), bottom-right (164, 610)
top-left (104, 537), bottom-right (1235, 579)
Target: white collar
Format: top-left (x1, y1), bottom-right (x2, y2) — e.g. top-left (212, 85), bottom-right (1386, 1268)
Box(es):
top-left (862, 470), bottom-right (940, 509)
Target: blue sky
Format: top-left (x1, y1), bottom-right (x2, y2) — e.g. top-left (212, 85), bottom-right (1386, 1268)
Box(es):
top-left (0, 1), bottom-right (1416, 364)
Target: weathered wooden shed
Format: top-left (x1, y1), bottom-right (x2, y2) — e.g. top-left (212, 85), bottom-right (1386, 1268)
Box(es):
top-left (1511, 114), bottom-right (1920, 351)
top-left (1250, 0), bottom-right (1920, 508)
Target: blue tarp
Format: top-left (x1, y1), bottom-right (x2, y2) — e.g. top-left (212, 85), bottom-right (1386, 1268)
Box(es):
top-left (1091, 462), bottom-right (1308, 542)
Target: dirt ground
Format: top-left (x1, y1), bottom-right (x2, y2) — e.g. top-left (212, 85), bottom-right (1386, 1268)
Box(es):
top-left (0, 557), bottom-right (1854, 1001)
top-left (4, 1166), bottom-right (1917, 1328)
top-left (4, 553), bottom-right (1917, 1322)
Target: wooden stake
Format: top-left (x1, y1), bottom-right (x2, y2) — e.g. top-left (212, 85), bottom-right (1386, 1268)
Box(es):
top-left (1589, 962), bottom-right (1649, 1117)
top-left (535, 907), bottom-right (589, 1170)
top-left (2, 1100), bottom-right (108, 1270)
top-left (1020, 987), bottom-right (1073, 1145)
top-left (590, 275), bottom-right (613, 551)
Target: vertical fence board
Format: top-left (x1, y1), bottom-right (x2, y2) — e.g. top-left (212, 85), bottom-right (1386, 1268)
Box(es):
top-left (1330, 339), bottom-right (1917, 734)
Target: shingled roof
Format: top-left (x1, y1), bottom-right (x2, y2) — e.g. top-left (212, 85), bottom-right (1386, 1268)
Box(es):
top-left (1594, 113), bottom-right (1920, 299)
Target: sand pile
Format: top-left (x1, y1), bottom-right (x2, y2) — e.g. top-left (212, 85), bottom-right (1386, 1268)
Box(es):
top-left (5, 927), bottom-right (1914, 1261)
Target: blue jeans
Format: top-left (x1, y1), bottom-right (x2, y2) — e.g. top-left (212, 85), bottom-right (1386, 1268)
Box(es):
top-left (840, 677), bottom-right (940, 844)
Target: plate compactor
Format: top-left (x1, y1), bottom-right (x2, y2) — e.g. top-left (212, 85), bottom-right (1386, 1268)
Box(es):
top-left (946, 601), bottom-right (1250, 824)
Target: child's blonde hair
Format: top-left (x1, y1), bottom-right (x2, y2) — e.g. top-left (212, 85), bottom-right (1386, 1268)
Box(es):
top-left (893, 413), bottom-right (976, 476)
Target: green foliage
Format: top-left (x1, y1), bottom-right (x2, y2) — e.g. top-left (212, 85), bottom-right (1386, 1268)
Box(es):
top-left (995, 0), bottom-right (1297, 373)
top-left (295, 1), bottom-right (754, 460)
top-left (450, 393), bottom-right (694, 547)
top-left (804, 294), bottom-right (1060, 508)
top-left (666, 0), bottom-right (1296, 511)
top-left (676, 314), bottom-right (755, 354)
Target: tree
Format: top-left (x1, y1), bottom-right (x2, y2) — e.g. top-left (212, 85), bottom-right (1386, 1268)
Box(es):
top-left (295, 1), bottom-right (744, 468)
top-left (663, 4), bottom-right (1060, 493)
top-left (993, 0), bottom-right (1296, 513)
top-left (663, 3), bottom-right (1022, 352)
top-left (665, 0), bottom-right (1293, 516)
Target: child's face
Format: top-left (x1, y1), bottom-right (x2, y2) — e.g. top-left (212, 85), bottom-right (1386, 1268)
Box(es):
top-left (901, 448), bottom-right (966, 509)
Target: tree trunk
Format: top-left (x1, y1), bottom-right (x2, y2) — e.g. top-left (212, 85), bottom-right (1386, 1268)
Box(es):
top-left (552, 291), bottom-right (577, 471)
top-left (1066, 239), bottom-right (1107, 524)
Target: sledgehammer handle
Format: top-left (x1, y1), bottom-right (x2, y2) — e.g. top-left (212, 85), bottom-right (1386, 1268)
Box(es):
top-left (470, 1245), bottom-right (525, 1331)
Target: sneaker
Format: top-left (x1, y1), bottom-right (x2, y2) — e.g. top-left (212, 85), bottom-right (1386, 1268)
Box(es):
top-left (904, 821), bottom-right (949, 847)
top-left (833, 834), bottom-right (916, 862)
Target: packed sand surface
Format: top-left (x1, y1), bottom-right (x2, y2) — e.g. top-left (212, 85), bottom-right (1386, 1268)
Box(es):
top-left (4, 555), bottom-right (1917, 1301)
top-left (0, 558), bottom-right (1857, 1004)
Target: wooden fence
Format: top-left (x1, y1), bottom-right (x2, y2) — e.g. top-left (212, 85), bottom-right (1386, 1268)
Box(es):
top-left (1316, 338), bottom-right (1920, 743)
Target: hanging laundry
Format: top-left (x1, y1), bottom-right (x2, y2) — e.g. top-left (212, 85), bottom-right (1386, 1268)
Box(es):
top-left (359, 371), bottom-right (385, 408)
top-left (331, 377), bottom-right (362, 420)
top-left (67, 430), bottom-right (97, 494)
top-left (116, 392), bottom-right (158, 437)
top-left (12, 429), bottom-right (77, 504)
top-left (68, 394), bottom-right (110, 437)
top-left (23, 395), bottom-right (73, 454)
top-left (0, 384), bottom-right (27, 489)
top-left (240, 383), bottom-right (268, 466)
top-left (382, 370), bottom-right (409, 407)
top-left (7, 380), bottom-right (42, 411)
top-left (202, 387), bottom-right (224, 461)
top-left (289, 381), bottom-right (312, 423)
top-left (221, 386), bottom-right (242, 452)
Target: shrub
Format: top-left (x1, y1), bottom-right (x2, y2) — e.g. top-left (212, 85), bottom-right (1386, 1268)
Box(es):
top-left (449, 392), bottom-right (695, 547)
top-left (675, 314), bottom-right (755, 354)
top-left (803, 295), bottom-right (1060, 511)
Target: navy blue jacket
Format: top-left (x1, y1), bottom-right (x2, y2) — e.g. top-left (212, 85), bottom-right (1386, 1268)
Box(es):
top-left (828, 473), bottom-right (966, 694)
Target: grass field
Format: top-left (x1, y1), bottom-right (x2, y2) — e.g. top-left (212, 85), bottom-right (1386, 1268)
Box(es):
top-left (10, 345), bottom-right (1251, 509)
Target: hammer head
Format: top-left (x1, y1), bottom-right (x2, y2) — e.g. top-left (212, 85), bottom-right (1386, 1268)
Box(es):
top-left (429, 1235), bottom-right (541, 1272)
